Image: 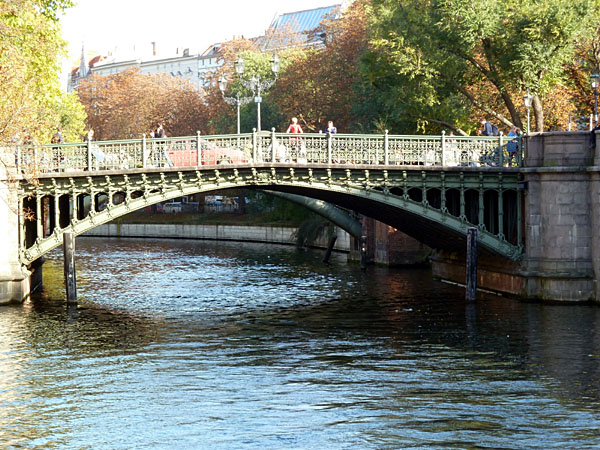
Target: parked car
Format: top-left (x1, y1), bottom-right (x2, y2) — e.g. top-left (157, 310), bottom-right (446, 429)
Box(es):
top-left (163, 201), bottom-right (182, 213)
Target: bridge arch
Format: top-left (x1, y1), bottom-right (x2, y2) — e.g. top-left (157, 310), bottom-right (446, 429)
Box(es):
top-left (19, 165), bottom-right (522, 265)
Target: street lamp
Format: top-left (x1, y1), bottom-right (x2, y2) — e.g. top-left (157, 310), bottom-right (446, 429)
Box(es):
top-left (235, 55), bottom-right (280, 131)
top-left (218, 75), bottom-right (252, 134)
top-left (523, 92), bottom-right (533, 134)
top-left (591, 72), bottom-right (599, 124)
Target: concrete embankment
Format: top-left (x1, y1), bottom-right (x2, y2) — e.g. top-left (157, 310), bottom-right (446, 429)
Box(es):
top-left (83, 223), bottom-right (351, 252)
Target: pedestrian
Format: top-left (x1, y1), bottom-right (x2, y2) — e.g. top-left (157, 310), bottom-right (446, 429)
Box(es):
top-left (286, 117), bottom-right (303, 134)
top-left (86, 129), bottom-right (104, 170)
top-left (51, 128), bottom-right (64, 144)
top-left (155, 124), bottom-right (166, 138)
top-left (479, 119), bottom-right (497, 136)
top-left (154, 124), bottom-right (172, 167)
top-left (590, 121), bottom-right (600, 150)
top-left (507, 125), bottom-right (520, 165)
top-left (324, 120), bottom-right (337, 136)
top-left (286, 117), bottom-right (304, 160)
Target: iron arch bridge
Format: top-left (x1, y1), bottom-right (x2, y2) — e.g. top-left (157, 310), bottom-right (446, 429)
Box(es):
top-left (13, 131), bottom-right (523, 265)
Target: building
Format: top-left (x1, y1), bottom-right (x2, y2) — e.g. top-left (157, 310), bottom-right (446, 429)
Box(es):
top-left (88, 44), bottom-right (222, 90)
top-left (68, 4), bottom-right (344, 92)
top-left (259, 4), bottom-right (342, 51)
top-left (67, 44), bottom-right (104, 92)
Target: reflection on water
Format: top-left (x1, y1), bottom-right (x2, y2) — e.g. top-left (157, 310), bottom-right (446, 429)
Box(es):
top-left (1, 237), bottom-right (599, 449)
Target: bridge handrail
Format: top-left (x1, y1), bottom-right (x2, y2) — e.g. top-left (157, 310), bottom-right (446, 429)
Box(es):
top-left (4, 132), bottom-right (522, 175)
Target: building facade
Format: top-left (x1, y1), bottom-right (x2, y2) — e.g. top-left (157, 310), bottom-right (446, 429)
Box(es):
top-left (67, 4), bottom-right (343, 92)
top-left (89, 45), bottom-right (222, 90)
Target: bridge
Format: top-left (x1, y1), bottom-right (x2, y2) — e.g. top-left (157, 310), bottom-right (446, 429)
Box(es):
top-left (2, 130), bottom-right (598, 303)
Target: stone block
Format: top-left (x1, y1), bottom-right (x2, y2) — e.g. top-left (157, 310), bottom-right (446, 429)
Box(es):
top-left (540, 278), bottom-right (594, 302)
top-left (576, 259), bottom-right (593, 271)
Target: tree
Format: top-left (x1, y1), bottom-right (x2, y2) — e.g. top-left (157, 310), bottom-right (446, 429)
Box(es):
top-left (204, 38), bottom-right (289, 134)
top-left (565, 25), bottom-right (600, 128)
top-left (363, 0), bottom-right (600, 133)
top-left (0, 0), bottom-right (84, 143)
top-left (77, 68), bottom-right (209, 140)
top-left (55, 92), bottom-right (87, 142)
top-left (271, 0), bottom-right (370, 132)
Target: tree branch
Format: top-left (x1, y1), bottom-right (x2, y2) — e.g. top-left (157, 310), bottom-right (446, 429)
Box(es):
top-left (420, 117), bottom-right (468, 136)
top-left (441, 73), bottom-right (514, 128)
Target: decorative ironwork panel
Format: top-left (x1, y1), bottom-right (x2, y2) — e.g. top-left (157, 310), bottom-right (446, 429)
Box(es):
top-left (273, 133), bottom-right (326, 164)
top-left (93, 139), bottom-right (142, 170)
top-left (388, 136), bottom-right (440, 165)
top-left (331, 134), bottom-right (385, 165)
top-left (199, 135), bottom-right (252, 165)
top-left (16, 167), bottom-right (522, 265)
top-left (7, 132), bottom-right (523, 176)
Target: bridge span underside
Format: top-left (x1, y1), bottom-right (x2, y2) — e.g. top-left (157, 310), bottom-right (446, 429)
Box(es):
top-left (19, 164), bottom-right (521, 265)
top-left (267, 184), bottom-right (517, 256)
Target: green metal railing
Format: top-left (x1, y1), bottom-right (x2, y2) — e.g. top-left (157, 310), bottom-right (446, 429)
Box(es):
top-left (10, 130), bottom-right (522, 175)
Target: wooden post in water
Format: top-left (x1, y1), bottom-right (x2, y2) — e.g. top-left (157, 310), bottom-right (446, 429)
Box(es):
top-left (466, 227), bottom-right (478, 301)
top-left (63, 231), bottom-right (77, 304)
top-left (323, 233), bottom-right (337, 264)
top-left (360, 235), bottom-right (367, 270)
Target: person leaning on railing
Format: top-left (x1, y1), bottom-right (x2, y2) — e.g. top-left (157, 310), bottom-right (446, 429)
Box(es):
top-left (324, 120), bottom-right (337, 136)
top-left (506, 125), bottom-right (520, 166)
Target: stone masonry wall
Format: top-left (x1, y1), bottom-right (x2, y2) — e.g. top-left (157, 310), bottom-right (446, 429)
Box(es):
top-left (522, 131), bottom-right (599, 301)
top-left (349, 217), bottom-right (431, 266)
top-left (83, 223), bottom-right (351, 252)
top-left (0, 152), bottom-right (30, 304)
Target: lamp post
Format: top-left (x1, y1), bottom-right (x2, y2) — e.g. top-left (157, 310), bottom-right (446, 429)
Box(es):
top-left (523, 92), bottom-right (533, 134)
top-left (218, 75), bottom-right (252, 134)
top-left (235, 55), bottom-right (280, 131)
top-left (591, 72), bottom-right (599, 124)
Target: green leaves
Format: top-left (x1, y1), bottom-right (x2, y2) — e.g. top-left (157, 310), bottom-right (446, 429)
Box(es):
top-left (0, 0), bottom-right (84, 144)
top-left (361, 0), bottom-right (600, 132)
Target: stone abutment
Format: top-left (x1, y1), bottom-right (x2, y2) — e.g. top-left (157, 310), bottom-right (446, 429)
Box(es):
top-left (432, 131), bottom-right (600, 302)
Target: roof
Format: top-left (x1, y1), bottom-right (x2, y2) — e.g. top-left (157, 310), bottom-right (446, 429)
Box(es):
top-left (262, 4), bottom-right (341, 50)
top-left (270, 5), bottom-right (341, 34)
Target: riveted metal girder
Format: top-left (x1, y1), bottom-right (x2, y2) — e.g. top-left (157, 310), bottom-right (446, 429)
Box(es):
top-left (19, 165), bottom-right (521, 264)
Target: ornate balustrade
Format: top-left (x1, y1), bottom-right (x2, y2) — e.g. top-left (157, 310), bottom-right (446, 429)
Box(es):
top-left (9, 131), bottom-right (522, 176)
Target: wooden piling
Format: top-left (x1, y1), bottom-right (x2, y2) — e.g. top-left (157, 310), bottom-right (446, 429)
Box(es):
top-left (466, 227), bottom-right (478, 301)
top-left (323, 233), bottom-right (337, 264)
top-left (63, 231), bottom-right (77, 304)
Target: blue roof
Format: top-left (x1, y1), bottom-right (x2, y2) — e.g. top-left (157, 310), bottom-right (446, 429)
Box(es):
top-left (264, 5), bottom-right (341, 49)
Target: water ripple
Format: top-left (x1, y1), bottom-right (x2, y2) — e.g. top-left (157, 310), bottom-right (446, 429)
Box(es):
top-left (0, 238), bottom-right (599, 449)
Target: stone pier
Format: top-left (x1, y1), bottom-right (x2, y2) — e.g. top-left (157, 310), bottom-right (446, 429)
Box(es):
top-left (433, 131), bottom-right (600, 302)
top-left (349, 217), bottom-right (431, 266)
top-left (520, 131), bottom-right (599, 301)
top-left (0, 154), bottom-right (30, 304)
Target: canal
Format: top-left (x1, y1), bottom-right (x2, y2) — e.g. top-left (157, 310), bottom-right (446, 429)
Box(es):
top-left (1, 237), bottom-right (599, 449)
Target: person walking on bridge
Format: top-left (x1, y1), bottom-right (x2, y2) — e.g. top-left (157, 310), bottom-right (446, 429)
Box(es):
top-left (324, 120), bottom-right (337, 136)
top-left (286, 117), bottom-right (303, 160)
top-left (155, 124), bottom-right (166, 139)
top-left (286, 117), bottom-right (303, 134)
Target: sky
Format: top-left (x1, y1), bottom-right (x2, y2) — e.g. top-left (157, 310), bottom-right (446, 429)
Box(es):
top-left (59, 0), bottom-right (342, 86)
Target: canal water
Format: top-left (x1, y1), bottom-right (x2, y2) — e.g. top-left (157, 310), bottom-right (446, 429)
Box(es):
top-left (1, 238), bottom-right (599, 449)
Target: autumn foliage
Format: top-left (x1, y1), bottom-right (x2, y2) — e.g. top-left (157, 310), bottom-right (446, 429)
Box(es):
top-left (270, 1), bottom-right (369, 132)
top-left (76, 0), bottom-right (600, 138)
top-left (1, 0), bottom-right (85, 144)
top-left (77, 68), bottom-right (209, 140)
